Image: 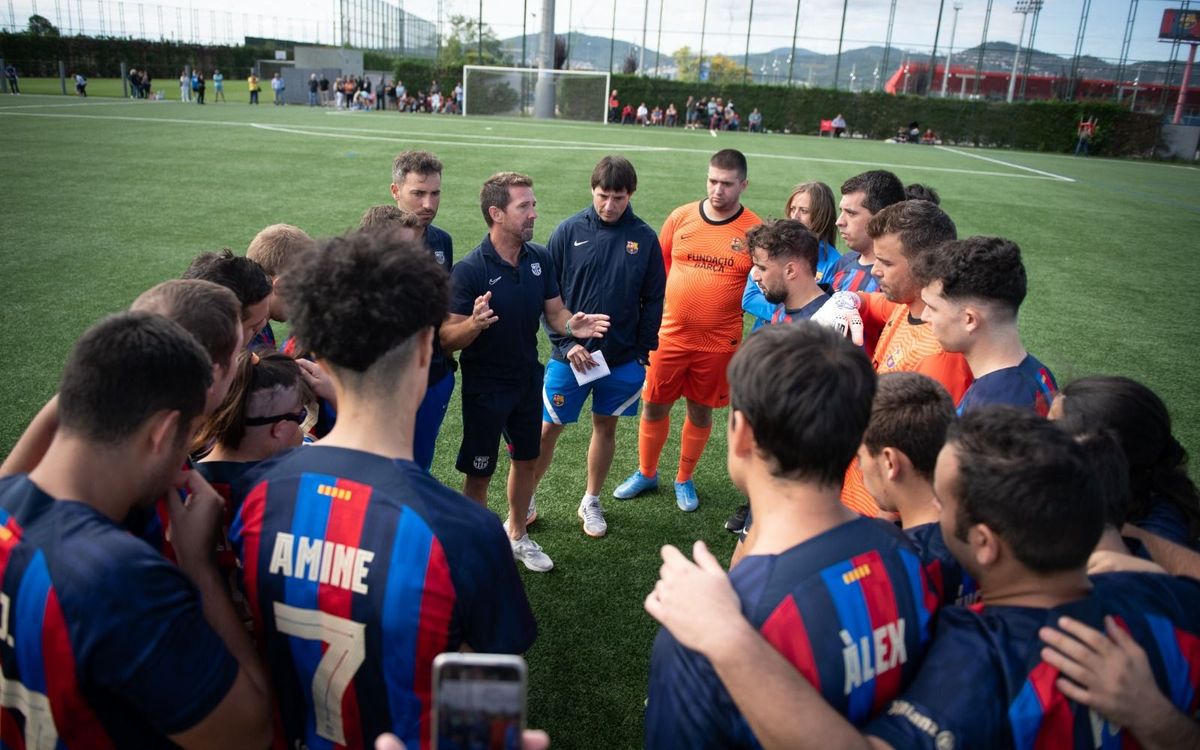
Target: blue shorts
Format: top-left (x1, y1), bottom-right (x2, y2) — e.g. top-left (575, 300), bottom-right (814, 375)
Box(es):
top-left (413, 371), bottom-right (455, 472)
top-left (541, 358), bottom-right (644, 425)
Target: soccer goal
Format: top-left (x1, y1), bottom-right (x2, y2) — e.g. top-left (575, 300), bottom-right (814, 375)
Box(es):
top-left (462, 65), bottom-right (611, 123)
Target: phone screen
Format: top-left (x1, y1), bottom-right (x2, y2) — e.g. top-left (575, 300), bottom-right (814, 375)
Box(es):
top-left (434, 660), bottom-right (525, 750)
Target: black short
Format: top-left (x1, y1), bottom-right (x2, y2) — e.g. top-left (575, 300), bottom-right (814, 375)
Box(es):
top-left (456, 376), bottom-right (542, 476)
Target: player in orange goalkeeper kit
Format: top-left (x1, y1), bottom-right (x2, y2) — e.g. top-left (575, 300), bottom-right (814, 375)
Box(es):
top-left (614, 149), bottom-right (762, 511)
top-left (812, 200), bottom-right (973, 517)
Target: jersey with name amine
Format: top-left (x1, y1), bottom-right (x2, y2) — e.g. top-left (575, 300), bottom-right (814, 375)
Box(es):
top-left (230, 445), bottom-right (536, 750)
top-left (829, 251), bottom-right (880, 293)
top-left (646, 517), bottom-right (938, 749)
top-left (0, 475), bottom-right (238, 748)
top-left (543, 204), bottom-right (665, 367)
top-left (450, 236), bottom-right (559, 394)
top-left (904, 522), bottom-right (979, 608)
top-left (956, 354), bottom-right (1058, 417)
top-left (867, 572), bottom-right (1200, 750)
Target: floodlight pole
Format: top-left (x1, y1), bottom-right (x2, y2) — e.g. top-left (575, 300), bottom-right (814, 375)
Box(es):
top-left (609, 0), bottom-right (617, 73)
top-left (522, 0), bottom-right (528, 67)
top-left (698, 0), bottom-right (708, 81)
top-left (743, 0), bottom-right (755, 85)
top-left (880, 0), bottom-right (897, 91)
top-left (926, 0), bottom-right (946, 97)
top-left (654, 0), bottom-right (664, 76)
top-left (1174, 43), bottom-right (1197, 124)
top-left (832, 0), bottom-right (849, 91)
top-left (786, 0), bottom-right (801, 87)
top-left (1007, 1), bottom-right (1042, 104)
top-left (1114, 0), bottom-right (1139, 103)
top-left (641, 0), bottom-right (648, 75)
top-left (940, 2), bottom-right (962, 98)
top-left (1067, 0), bottom-right (1092, 101)
top-left (975, 0), bottom-right (994, 96)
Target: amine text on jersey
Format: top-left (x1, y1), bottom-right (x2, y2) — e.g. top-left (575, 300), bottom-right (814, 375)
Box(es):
top-left (658, 201), bottom-right (762, 352)
top-left (956, 353), bottom-right (1058, 417)
top-left (866, 572), bottom-right (1200, 750)
top-left (230, 446), bottom-right (537, 750)
top-left (0, 475), bottom-right (239, 748)
top-left (451, 236), bottom-right (559, 394)
top-left (646, 517), bottom-right (938, 749)
top-left (544, 204), bottom-right (665, 367)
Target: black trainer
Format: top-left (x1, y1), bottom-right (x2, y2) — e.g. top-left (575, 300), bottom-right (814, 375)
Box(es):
top-left (725, 503), bottom-right (750, 534)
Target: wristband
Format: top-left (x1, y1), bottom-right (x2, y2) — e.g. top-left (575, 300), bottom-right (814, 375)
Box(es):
top-left (566, 319), bottom-right (574, 337)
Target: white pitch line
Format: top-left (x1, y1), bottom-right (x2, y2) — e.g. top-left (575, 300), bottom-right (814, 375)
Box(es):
top-left (0, 109), bottom-right (1077, 182)
top-left (935, 145), bottom-right (1075, 183)
top-left (0, 99), bottom-right (141, 110)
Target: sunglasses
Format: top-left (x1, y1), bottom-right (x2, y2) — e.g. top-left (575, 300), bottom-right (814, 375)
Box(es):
top-left (244, 407), bottom-right (308, 427)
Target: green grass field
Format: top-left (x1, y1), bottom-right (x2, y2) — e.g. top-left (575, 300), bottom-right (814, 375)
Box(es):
top-left (2, 85), bottom-right (1199, 749)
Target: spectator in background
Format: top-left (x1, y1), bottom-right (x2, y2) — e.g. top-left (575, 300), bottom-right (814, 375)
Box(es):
top-left (308, 74), bottom-right (319, 106)
top-left (609, 89), bottom-right (620, 123)
top-left (637, 102), bottom-right (649, 125)
top-left (74, 72), bottom-right (88, 97)
top-left (651, 105), bottom-right (664, 126)
top-left (377, 73), bottom-right (387, 110)
top-left (4, 64), bottom-right (18, 95)
top-left (621, 103), bottom-right (634, 124)
top-left (1076, 117), bottom-right (1097, 156)
top-left (666, 102), bottom-right (678, 127)
top-left (831, 112), bottom-right (847, 137)
top-left (212, 69), bottom-right (225, 102)
top-left (247, 71), bottom-right (260, 104)
top-left (180, 69), bottom-right (191, 102)
top-left (430, 78), bottom-right (440, 95)
top-left (319, 72), bottom-right (329, 104)
top-left (334, 76), bottom-right (345, 108)
top-left (271, 72), bottom-right (285, 105)
top-left (431, 90), bottom-right (443, 113)
top-left (128, 68), bottom-right (141, 99)
top-left (748, 108), bottom-right (762, 132)
top-left (396, 80), bottom-right (407, 109)
top-left (194, 71), bottom-right (206, 105)
top-left (454, 81), bottom-right (464, 113)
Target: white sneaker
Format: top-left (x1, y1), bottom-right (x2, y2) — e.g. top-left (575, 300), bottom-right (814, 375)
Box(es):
top-left (510, 533), bottom-right (554, 572)
top-left (578, 497), bottom-right (607, 538)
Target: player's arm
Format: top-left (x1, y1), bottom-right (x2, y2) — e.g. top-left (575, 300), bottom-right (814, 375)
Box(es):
top-left (659, 213), bottom-right (676, 276)
top-left (542, 296), bottom-right (610, 340)
top-left (1040, 615), bottom-right (1200, 750)
top-left (441, 263), bottom-right (497, 354)
top-left (1120, 525), bottom-right (1200, 580)
top-left (166, 470), bottom-right (272, 748)
top-left (644, 541), bottom-right (887, 750)
top-left (636, 235), bottom-right (667, 362)
top-left (0, 394), bottom-right (59, 477)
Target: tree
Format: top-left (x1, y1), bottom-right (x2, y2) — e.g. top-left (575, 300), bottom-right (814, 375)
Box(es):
top-left (673, 46), bottom-right (697, 81)
top-left (27, 14), bottom-right (60, 37)
top-left (622, 50), bottom-right (638, 75)
top-left (437, 14), bottom-right (510, 71)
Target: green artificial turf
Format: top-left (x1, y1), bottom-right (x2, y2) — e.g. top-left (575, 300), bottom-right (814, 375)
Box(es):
top-left (2, 86), bottom-right (1199, 749)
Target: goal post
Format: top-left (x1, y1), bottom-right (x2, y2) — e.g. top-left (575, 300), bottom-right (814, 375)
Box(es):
top-left (462, 65), bottom-right (612, 123)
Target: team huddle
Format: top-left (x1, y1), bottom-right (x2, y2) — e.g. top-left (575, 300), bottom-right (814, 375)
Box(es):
top-left (0, 144), bottom-right (1198, 750)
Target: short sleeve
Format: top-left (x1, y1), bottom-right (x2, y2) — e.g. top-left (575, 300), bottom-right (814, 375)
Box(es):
top-left (85, 552), bottom-right (239, 734)
top-left (866, 611), bottom-right (1008, 750)
top-left (538, 248), bottom-right (560, 301)
top-left (449, 260), bottom-right (479, 316)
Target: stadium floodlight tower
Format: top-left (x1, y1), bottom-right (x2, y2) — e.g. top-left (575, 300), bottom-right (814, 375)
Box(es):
top-left (1007, 0), bottom-right (1043, 103)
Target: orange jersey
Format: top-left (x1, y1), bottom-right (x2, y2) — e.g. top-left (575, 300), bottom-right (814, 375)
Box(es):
top-left (842, 293), bottom-right (974, 517)
top-left (658, 201), bottom-right (762, 353)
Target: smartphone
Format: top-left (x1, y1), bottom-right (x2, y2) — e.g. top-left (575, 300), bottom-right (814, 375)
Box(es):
top-left (431, 653), bottom-right (527, 750)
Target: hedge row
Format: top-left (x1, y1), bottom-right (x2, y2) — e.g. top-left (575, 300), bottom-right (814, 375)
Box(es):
top-left (608, 74), bottom-right (1160, 157)
top-left (0, 32), bottom-right (280, 78)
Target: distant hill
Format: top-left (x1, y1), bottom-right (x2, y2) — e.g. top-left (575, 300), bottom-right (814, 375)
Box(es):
top-left (499, 33), bottom-right (1182, 88)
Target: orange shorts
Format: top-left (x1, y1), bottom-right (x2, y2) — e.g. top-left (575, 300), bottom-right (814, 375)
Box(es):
top-left (643, 343), bottom-right (735, 408)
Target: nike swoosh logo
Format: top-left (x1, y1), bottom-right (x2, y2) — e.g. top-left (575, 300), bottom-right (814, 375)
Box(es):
top-left (488, 276), bottom-right (502, 286)
top-left (573, 240), bottom-right (590, 247)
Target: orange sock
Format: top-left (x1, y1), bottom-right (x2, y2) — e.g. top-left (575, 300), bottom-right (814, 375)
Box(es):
top-left (638, 416), bottom-right (671, 477)
top-left (676, 418), bottom-right (712, 483)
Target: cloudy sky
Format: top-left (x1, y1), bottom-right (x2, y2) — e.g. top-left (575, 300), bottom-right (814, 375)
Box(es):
top-left (6, 0), bottom-right (1188, 64)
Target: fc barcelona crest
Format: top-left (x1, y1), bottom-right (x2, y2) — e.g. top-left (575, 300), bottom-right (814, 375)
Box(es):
top-left (434, 250), bottom-right (446, 265)
top-left (730, 238), bottom-right (745, 253)
top-left (531, 262), bottom-right (543, 276)
top-left (626, 241), bottom-right (640, 255)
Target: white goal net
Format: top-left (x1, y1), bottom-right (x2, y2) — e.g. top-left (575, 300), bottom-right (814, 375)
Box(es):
top-left (462, 65), bottom-right (611, 123)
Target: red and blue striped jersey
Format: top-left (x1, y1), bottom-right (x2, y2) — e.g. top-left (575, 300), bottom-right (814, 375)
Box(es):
top-left (867, 572), bottom-right (1200, 749)
top-left (828, 251), bottom-right (880, 294)
top-left (646, 517), bottom-right (939, 748)
top-left (0, 475), bottom-right (239, 747)
top-left (957, 354), bottom-right (1058, 417)
top-left (230, 446), bottom-right (536, 750)
top-left (905, 522), bottom-right (979, 608)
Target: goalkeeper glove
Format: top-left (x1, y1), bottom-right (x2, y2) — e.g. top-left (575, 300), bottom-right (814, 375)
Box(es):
top-left (811, 292), bottom-right (865, 346)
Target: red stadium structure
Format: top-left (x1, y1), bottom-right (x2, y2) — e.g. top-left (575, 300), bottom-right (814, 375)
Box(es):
top-left (884, 62), bottom-right (1200, 117)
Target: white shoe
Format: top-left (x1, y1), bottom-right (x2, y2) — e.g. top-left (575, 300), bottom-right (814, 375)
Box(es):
top-left (578, 497), bottom-right (607, 538)
top-left (510, 533), bottom-right (554, 572)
